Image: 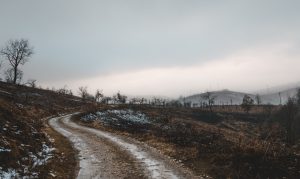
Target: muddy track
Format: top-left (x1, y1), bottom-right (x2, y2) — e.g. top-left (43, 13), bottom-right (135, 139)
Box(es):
top-left (49, 114), bottom-right (199, 179)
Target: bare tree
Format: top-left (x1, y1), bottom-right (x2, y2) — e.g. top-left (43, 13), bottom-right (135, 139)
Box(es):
top-left (115, 91), bottom-right (127, 104)
top-left (0, 39), bottom-right (34, 84)
top-left (241, 95), bottom-right (254, 114)
top-left (297, 88), bottom-right (300, 106)
top-left (279, 92), bottom-right (282, 105)
top-left (78, 86), bottom-right (88, 100)
top-left (130, 97), bottom-right (139, 104)
top-left (101, 96), bottom-right (112, 104)
top-left (202, 92), bottom-right (215, 113)
top-left (255, 94), bottom-right (262, 105)
top-left (95, 89), bottom-right (104, 102)
top-left (5, 68), bottom-right (23, 84)
top-left (57, 85), bottom-right (73, 95)
top-left (112, 92), bottom-right (127, 104)
top-left (152, 97), bottom-right (163, 106)
top-left (26, 79), bottom-right (37, 88)
top-left (132, 97), bottom-right (147, 105)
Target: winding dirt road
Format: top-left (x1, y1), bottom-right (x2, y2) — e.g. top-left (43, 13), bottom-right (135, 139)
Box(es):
top-left (49, 114), bottom-right (199, 179)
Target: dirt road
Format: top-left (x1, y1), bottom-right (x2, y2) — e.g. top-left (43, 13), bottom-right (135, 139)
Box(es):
top-left (49, 114), bottom-right (199, 179)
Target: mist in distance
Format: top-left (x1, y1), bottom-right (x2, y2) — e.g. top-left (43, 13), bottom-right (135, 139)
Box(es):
top-left (0, 0), bottom-right (300, 97)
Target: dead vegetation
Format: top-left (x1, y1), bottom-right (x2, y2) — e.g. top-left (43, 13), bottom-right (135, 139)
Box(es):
top-left (0, 81), bottom-right (86, 178)
top-left (76, 105), bottom-right (300, 179)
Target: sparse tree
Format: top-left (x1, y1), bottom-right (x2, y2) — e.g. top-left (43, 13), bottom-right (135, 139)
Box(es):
top-left (130, 98), bottom-right (138, 104)
top-left (78, 86), bottom-right (88, 100)
top-left (57, 85), bottom-right (73, 95)
top-left (95, 89), bottom-right (104, 102)
top-left (68, 89), bottom-right (73, 96)
top-left (202, 92), bottom-right (215, 113)
top-left (255, 94), bottom-right (262, 105)
top-left (183, 101), bottom-right (191, 108)
top-left (130, 97), bottom-right (147, 105)
top-left (152, 97), bottom-right (165, 106)
top-left (296, 88), bottom-right (300, 106)
top-left (26, 79), bottom-right (37, 88)
top-left (112, 94), bottom-right (118, 104)
top-left (112, 92), bottom-right (128, 104)
top-left (241, 95), bottom-right (254, 114)
top-left (101, 96), bottom-right (112, 104)
top-left (116, 91), bottom-right (127, 104)
top-left (279, 92), bottom-right (282, 105)
top-left (0, 39), bottom-right (33, 84)
top-left (167, 100), bottom-right (182, 107)
top-left (5, 68), bottom-right (23, 84)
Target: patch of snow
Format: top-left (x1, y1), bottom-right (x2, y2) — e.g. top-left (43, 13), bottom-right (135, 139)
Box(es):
top-left (16, 103), bottom-right (24, 108)
top-left (29, 143), bottom-right (55, 168)
top-left (15, 130), bottom-right (22, 135)
top-left (0, 168), bottom-right (19, 179)
top-left (82, 109), bottom-right (150, 125)
top-left (0, 147), bottom-right (11, 152)
top-left (81, 113), bottom-right (98, 121)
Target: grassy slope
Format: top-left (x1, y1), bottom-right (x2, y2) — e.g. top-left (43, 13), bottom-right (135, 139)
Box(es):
top-left (0, 82), bottom-right (87, 178)
top-left (76, 105), bottom-right (300, 179)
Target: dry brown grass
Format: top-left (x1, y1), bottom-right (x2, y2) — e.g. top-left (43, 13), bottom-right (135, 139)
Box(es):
top-left (41, 124), bottom-right (78, 179)
top-left (0, 81), bottom-right (88, 178)
top-left (75, 105), bottom-right (300, 179)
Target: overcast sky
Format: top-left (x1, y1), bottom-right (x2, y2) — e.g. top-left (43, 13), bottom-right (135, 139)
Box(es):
top-left (0, 0), bottom-right (300, 97)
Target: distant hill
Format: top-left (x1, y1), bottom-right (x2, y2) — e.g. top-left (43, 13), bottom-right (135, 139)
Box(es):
top-left (255, 81), bottom-right (300, 95)
top-left (180, 90), bottom-right (254, 106)
top-left (180, 87), bottom-right (300, 106)
top-left (260, 87), bottom-right (299, 105)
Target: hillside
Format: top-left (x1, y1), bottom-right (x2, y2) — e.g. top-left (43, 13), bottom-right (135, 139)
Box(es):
top-left (0, 82), bottom-right (87, 178)
top-left (76, 105), bottom-right (300, 178)
top-left (261, 87), bottom-right (299, 105)
top-left (182, 87), bottom-right (299, 106)
top-left (181, 90), bottom-right (254, 106)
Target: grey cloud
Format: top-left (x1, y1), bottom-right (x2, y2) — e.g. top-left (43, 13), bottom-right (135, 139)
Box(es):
top-left (0, 0), bottom-right (300, 94)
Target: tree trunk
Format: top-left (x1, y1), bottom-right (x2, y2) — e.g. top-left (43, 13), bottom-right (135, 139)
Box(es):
top-left (13, 66), bottom-right (17, 84)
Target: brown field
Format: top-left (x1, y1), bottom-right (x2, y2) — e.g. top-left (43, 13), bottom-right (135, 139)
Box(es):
top-left (0, 82), bottom-right (86, 178)
top-left (75, 104), bottom-right (300, 179)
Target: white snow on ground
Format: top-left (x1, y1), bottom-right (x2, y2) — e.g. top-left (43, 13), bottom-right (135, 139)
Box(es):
top-left (0, 142), bottom-right (55, 178)
top-left (60, 115), bottom-right (179, 179)
top-left (0, 168), bottom-right (18, 179)
top-left (82, 109), bottom-right (150, 124)
top-left (29, 143), bottom-right (55, 168)
top-left (0, 147), bottom-right (11, 152)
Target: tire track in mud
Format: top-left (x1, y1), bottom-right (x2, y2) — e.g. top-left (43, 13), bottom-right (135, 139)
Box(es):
top-left (49, 114), bottom-right (199, 179)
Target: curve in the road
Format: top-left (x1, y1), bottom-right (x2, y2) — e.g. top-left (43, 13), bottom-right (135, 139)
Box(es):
top-left (49, 114), bottom-right (196, 179)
